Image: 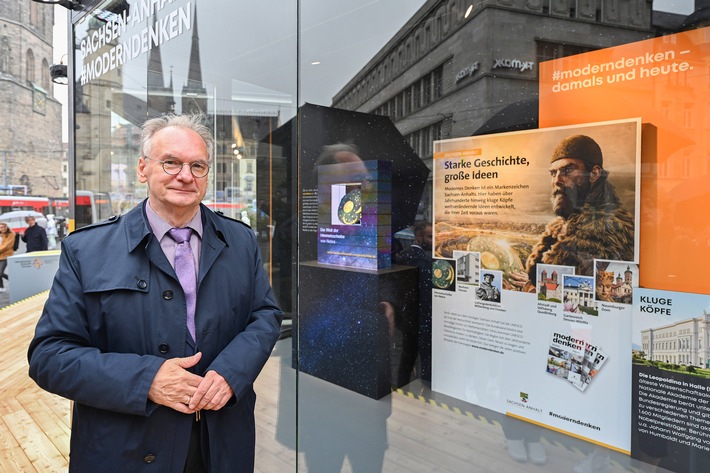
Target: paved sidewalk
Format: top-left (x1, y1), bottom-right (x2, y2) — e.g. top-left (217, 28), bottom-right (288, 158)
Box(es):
top-left (0, 283), bottom-right (9, 310)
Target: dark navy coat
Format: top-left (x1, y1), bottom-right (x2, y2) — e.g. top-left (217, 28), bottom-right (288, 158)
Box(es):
top-left (28, 201), bottom-right (283, 473)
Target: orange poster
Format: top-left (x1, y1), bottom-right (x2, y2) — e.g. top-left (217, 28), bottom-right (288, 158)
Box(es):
top-left (539, 27), bottom-right (710, 294)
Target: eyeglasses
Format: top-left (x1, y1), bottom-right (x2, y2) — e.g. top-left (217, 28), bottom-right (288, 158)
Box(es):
top-left (144, 157), bottom-right (210, 178)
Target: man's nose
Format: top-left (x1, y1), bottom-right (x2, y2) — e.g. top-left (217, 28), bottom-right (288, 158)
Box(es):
top-left (176, 164), bottom-right (194, 180)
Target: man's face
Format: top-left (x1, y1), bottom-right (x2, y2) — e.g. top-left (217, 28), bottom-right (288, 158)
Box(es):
top-left (137, 126), bottom-right (209, 216)
top-left (484, 274), bottom-right (493, 284)
top-left (549, 158), bottom-right (593, 218)
top-left (334, 150), bottom-right (371, 188)
top-left (417, 225), bottom-right (433, 251)
top-left (26, 217), bottom-right (36, 226)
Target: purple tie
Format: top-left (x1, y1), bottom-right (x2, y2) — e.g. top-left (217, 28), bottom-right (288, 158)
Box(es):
top-left (169, 228), bottom-right (197, 343)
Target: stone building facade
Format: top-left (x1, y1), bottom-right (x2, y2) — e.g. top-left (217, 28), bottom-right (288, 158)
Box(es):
top-left (332, 0), bottom-right (654, 220)
top-left (0, 3), bottom-right (63, 197)
top-left (641, 313), bottom-right (710, 367)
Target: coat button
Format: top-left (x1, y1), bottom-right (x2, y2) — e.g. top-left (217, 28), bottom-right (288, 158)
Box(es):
top-left (143, 454), bottom-right (156, 463)
top-left (162, 290), bottom-right (173, 300)
top-left (159, 343), bottom-right (169, 354)
top-left (137, 280), bottom-right (148, 289)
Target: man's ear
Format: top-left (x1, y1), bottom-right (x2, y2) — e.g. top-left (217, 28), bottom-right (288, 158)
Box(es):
top-left (137, 157), bottom-right (148, 183)
top-left (589, 165), bottom-right (602, 184)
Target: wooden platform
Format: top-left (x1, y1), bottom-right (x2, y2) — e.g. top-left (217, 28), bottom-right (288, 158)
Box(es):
top-left (0, 292), bottom-right (298, 473)
top-left (0, 293), bottom-right (640, 473)
top-left (0, 292), bottom-right (70, 473)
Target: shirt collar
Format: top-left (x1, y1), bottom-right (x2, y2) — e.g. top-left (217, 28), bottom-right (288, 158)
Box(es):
top-left (144, 200), bottom-right (203, 240)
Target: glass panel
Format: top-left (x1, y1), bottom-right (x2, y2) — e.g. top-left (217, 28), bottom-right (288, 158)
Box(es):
top-left (297, 2), bottom-right (709, 473)
top-left (70, 1), bottom-right (710, 472)
top-left (71, 0), bottom-right (297, 467)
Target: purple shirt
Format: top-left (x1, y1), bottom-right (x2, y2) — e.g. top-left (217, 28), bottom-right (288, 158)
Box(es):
top-left (144, 200), bottom-right (203, 274)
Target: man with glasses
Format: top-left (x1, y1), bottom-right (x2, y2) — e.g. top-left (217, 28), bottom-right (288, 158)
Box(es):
top-left (28, 113), bottom-right (283, 473)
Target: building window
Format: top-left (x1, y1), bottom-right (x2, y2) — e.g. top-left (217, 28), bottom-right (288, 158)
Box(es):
top-left (26, 49), bottom-right (35, 85)
top-left (422, 74), bottom-right (431, 105)
top-left (404, 87), bottom-right (411, 115)
top-left (30, 2), bottom-right (39, 27)
top-left (41, 58), bottom-right (49, 90)
top-left (433, 67), bottom-right (443, 99)
top-left (536, 40), bottom-right (597, 71)
top-left (0, 37), bottom-right (9, 74)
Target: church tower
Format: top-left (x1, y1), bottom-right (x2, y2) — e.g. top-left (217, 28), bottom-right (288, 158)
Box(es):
top-left (147, 16), bottom-right (176, 117)
top-left (0, 3), bottom-right (63, 196)
top-left (181, 4), bottom-right (207, 115)
top-left (625, 266), bottom-right (633, 285)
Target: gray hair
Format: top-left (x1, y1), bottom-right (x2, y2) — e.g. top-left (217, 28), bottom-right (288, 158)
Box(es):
top-left (316, 142), bottom-right (359, 167)
top-left (140, 113), bottom-right (214, 160)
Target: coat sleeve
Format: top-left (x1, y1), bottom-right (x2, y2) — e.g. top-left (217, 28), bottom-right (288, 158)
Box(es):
top-left (27, 239), bottom-right (165, 416)
top-left (41, 228), bottom-right (49, 249)
top-left (0, 233), bottom-right (13, 253)
top-left (206, 234), bottom-right (283, 402)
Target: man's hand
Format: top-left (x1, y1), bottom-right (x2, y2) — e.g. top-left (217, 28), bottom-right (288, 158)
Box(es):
top-left (189, 370), bottom-right (234, 412)
top-left (503, 270), bottom-right (532, 291)
top-left (148, 352), bottom-right (203, 414)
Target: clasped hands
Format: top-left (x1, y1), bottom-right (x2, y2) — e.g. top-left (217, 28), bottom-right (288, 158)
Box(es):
top-left (147, 352), bottom-right (233, 415)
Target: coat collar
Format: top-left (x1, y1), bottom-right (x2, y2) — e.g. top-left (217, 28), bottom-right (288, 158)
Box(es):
top-left (124, 200), bottom-right (228, 284)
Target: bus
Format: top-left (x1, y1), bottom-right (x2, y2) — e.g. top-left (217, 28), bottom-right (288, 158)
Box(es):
top-left (75, 190), bottom-right (113, 229)
top-left (0, 195), bottom-right (50, 214)
top-left (49, 196), bottom-right (70, 219)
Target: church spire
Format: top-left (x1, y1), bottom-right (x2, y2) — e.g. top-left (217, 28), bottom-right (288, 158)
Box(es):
top-left (147, 15), bottom-right (175, 115)
top-left (182, 4), bottom-right (207, 115)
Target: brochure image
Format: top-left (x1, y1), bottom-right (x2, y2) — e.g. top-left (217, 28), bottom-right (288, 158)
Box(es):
top-left (546, 331), bottom-right (608, 392)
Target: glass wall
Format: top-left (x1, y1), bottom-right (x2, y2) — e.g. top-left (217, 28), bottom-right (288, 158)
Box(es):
top-left (71, 0), bottom-right (710, 472)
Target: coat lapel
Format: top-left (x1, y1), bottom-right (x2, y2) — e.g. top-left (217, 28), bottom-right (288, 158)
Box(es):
top-left (197, 205), bottom-right (227, 287)
top-left (125, 201), bottom-right (178, 281)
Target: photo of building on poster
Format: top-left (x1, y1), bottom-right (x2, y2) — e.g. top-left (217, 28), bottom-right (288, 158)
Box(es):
top-left (453, 250), bottom-right (480, 287)
top-left (432, 118), bottom-right (641, 296)
top-left (595, 260), bottom-right (639, 305)
top-left (562, 275), bottom-right (598, 318)
top-left (536, 264), bottom-right (574, 303)
top-left (632, 288), bottom-right (710, 472)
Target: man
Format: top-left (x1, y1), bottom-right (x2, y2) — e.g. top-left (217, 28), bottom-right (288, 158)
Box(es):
top-left (477, 273), bottom-right (501, 302)
top-left (21, 215), bottom-right (48, 252)
top-left (395, 220), bottom-right (433, 383)
top-left (28, 114), bottom-right (283, 473)
top-left (522, 134), bottom-right (634, 288)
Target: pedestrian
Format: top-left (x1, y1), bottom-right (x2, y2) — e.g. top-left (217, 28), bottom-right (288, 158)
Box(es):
top-left (46, 214), bottom-right (57, 249)
top-left (28, 113), bottom-right (283, 473)
top-left (21, 215), bottom-right (48, 252)
top-left (0, 222), bottom-right (16, 292)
